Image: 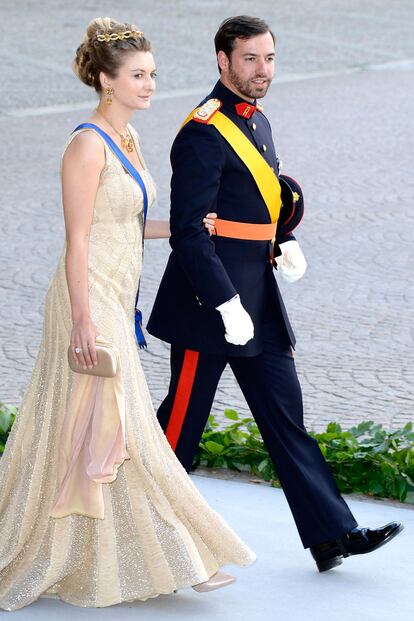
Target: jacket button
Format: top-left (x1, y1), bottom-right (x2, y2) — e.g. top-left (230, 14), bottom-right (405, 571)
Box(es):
top-left (252, 122), bottom-right (257, 131)
top-left (262, 144), bottom-right (267, 152)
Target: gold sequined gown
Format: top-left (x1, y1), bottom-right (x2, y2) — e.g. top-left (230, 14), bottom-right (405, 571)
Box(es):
top-left (0, 126), bottom-right (255, 610)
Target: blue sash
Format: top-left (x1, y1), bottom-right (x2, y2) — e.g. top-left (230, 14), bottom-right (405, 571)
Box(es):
top-left (73, 123), bottom-right (148, 348)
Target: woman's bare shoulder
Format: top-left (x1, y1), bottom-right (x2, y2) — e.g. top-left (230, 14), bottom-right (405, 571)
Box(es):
top-left (63, 129), bottom-right (106, 168)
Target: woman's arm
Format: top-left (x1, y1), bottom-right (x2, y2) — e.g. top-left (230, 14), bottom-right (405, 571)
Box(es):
top-left (144, 219), bottom-right (170, 239)
top-left (61, 130), bottom-right (105, 370)
top-left (144, 214), bottom-right (217, 239)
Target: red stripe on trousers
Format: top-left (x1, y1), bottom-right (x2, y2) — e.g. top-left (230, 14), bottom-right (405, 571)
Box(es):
top-left (165, 349), bottom-right (199, 451)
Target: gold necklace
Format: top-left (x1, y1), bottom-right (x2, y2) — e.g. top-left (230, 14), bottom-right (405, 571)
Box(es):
top-left (97, 112), bottom-right (135, 153)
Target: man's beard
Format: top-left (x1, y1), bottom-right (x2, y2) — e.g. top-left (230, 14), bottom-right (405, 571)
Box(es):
top-left (228, 63), bottom-right (271, 100)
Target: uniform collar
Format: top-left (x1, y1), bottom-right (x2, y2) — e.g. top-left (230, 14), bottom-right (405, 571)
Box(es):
top-left (211, 80), bottom-right (258, 119)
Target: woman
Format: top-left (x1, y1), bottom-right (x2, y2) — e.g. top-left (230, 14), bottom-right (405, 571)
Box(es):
top-left (0, 17), bottom-right (255, 610)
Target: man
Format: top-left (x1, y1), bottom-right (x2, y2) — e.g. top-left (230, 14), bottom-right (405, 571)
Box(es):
top-left (147, 15), bottom-right (402, 571)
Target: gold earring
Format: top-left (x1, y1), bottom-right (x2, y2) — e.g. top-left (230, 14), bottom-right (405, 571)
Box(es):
top-left (106, 87), bottom-right (114, 105)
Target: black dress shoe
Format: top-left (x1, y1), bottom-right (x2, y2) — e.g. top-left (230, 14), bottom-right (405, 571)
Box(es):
top-left (310, 540), bottom-right (344, 572)
top-left (310, 522), bottom-right (404, 572)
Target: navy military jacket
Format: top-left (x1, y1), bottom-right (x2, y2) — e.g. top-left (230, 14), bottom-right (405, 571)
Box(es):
top-left (147, 80), bottom-right (296, 356)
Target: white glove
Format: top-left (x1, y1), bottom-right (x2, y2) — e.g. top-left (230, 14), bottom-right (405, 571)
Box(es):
top-left (216, 294), bottom-right (254, 345)
top-left (275, 240), bottom-right (307, 283)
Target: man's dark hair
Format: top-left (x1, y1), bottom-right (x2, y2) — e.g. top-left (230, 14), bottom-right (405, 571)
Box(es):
top-left (214, 15), bottom-right (275, 62)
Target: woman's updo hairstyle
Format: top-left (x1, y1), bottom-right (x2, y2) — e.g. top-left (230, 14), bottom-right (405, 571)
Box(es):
top-left (73, 17), bottom-right (152, 92)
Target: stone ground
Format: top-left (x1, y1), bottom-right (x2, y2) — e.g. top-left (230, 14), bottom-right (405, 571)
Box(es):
top-left (1, 0), bottom-right (413, 431)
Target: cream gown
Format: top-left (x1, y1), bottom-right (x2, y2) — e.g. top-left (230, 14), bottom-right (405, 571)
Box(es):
top-left (0, 126), bottom-right (255, 610)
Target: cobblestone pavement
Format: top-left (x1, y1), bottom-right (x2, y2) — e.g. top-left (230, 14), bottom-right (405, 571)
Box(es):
top-left (1, 1), bottom-right (413, 431)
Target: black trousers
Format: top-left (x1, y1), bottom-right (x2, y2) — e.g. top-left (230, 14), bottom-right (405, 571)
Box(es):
top-left (156, 319), bottom-right (358, 548)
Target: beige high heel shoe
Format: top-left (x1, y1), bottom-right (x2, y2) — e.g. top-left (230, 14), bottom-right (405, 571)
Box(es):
top-left (192, 570), bottom-right (236, 593)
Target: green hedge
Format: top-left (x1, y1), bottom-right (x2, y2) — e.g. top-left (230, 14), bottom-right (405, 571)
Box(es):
top-left (194, 409), bottom-right (414, 504)
top-left (2, 402), bottom-right (413, 503)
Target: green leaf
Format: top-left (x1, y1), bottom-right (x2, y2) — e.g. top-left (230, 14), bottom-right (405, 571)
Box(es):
top-left (395, 477), bottom-right (407, 502)
top-left (229, 430), bottom-right (245, 444)
top-left (0, 408), bottom-right (13, 433)
top-left (326, 422), bottom-right (342, 433)
top-left (204, 441), bottom-right (225, 455)
top-left (257, 458), bottom-right (269, 473)
top-left (367, 480), bottom-right (384, 495)
top-left (224, 409), bottom-right (239, 421)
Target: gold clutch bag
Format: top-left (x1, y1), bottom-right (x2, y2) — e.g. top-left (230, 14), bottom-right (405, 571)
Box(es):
top-left (67, 337), bottom-right (118, 378)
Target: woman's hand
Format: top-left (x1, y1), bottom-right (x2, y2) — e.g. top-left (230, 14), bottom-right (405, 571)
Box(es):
top-left (70, 317), bottom-right (99, 370)
top-left (203, 212), bottom-right (217, 236)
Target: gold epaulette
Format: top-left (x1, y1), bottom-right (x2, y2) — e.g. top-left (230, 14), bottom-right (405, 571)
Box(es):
top-left (193, 98), bottom-right (222, 124)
